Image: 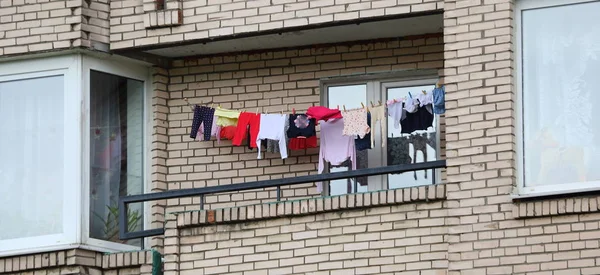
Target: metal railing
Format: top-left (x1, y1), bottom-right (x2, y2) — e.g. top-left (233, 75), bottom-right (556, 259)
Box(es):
top-left (119, 160), bottom-right (446, 240)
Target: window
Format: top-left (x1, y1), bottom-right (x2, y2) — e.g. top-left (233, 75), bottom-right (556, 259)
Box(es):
top-left (0, 54), bottom-right (150, 256)
top-left (323, 76), bottom-right (441, 196)
top-left (517, 0), bottom-right (600, 195)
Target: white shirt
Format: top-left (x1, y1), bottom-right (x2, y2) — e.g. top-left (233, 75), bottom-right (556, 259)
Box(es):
top-left (256, 114), bottom-right (288, 159)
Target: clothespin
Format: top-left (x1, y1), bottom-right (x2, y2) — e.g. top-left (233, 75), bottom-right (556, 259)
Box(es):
top-left (378, 100), bottom-right (382, 106)
top-left (292, 108), bottom-right (296, 114)
top-left (343, 105), bottom-right (346, 111)
top-left (256, 108), bottom-right (259, 114)
top-left (422, 90), bottom-right (427, 95)
top-left (183, 98), bottom-right (194, 112)
top-left (361, 102), bottom-right (365, 108)
top-left (210, 103), bottom-right (214, 108)
top-left (336, 105), bottom-right (339, 110)
top-left (370, 101), bottom-right (375, 108)
top-left (408, 92), bottom-right (413, 99)
top-left (281, 108), bottom-right (284, 115)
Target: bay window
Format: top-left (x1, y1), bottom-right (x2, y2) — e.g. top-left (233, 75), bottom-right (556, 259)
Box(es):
top-left (322, 74), bottom-right (442, 196)
top-left (0, 54), bottom-right (150, 256)
top-left (516, 0), bottom-right (600, 195)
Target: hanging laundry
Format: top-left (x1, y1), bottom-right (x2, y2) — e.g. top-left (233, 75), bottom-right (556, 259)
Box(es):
top-left (220, 126), bottom-right (240, 141)
top-left (214, 107), bottom-right (241, 127)
top-left (432, 85), bottom-right (445, 114)
top-left (404, 97), bottom-right (419, 113)
top-left (287, 114), bottom-right (316, 138)
top-left (341, 108), bottom-right (370, 138)
top-left (256, 114), bottom-right (288, 159)
top-left (264, 118), bottom-right (289, 153)
top-left (409, 134), bottom-right (430, 180)
top-left (417, 92), bottom-right (433, 107)
top-left (387, 100), bottom-right (406, 130)
top-left (307, 106), bottom-right (342, 122)
top-left (370, 105), bottom-right (386, 148)
top-left (355, 112), bottom-right (372, 151)
top-left (317, 118), bottom-right (356, 192)
top-left (387, 136), bottom-right (412, 167)
top-left (195, 112), bottom-right (220, 142)
top-left (289, 136), bottom-right (317, 150)
top-left (190, 106), bottom-right (215, 140)
top-left (400, 105), bottom-right (434, 134)
top-left (233, 112), bottom-right (260, 148)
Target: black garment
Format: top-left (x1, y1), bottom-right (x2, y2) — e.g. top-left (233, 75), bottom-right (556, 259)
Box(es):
top-left (287, 114), bottom-right (316, 138)
top-left (400, 104), bottom-right (434, 134)
top-left (190, 105), bottom-right (215, 140)
top-left (355, 112), bottom-right (372, 151)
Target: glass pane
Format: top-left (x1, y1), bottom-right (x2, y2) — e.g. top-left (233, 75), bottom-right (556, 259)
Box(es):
top-left (387, 85), bottom-right (438, 189)
top-left (522, 1), bottom-right (600, 187)
top-left (89, 70), bottom-right (144, 246)
top-left (327, 84), bottom-right (368, 196)
top-left (0, 75), bottom-right (65, 240)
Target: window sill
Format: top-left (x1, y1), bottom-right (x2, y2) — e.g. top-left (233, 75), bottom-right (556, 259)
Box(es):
top-left (173, 184), bottom-right (446, 228)
top-left (511, 188), bottom-right (600, 219)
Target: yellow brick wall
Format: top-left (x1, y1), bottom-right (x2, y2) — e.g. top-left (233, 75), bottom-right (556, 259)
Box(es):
top-left (164, 35), bottom-right (445, 212)
top-left (109, 0), bottom-right (444, 49)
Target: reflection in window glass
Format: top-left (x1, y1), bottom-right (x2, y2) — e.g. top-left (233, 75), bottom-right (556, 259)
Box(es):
top-left (89, 70), bottom-right (144, 247)
top-left (387, 85), bottom-right (438, 189)
top-left (0, 75), bottom-right (65, 240)
top-left (522, 1), bottom-right (600, 188)
top-left (327, 84), bottom-right (368, 196)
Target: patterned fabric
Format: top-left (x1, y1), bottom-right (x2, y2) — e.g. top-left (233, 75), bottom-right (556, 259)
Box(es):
top-left (341, 108), bottom-right (370, 138)
top-left (190, 105), bottom-right (215, 141)
top-left (266, 116), bottom-right (290, 153)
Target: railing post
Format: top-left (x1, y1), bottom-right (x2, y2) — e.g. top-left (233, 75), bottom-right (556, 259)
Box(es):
top-left (200, 194), bottom-right (204, 210)
top-left (276, 186), bottom-right (281, 201)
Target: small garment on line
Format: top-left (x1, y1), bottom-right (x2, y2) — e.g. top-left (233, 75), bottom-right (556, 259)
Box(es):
top-left (355, 112), bottom-right (372, 151)
top-left (387, 101), bottom-right (406, 130)
top-left (214, 107), bottom-right (241, 127)
top-left (190, 106), bottom-right (215, 141)
top-left (289, 136), bottom-right (317, 150)
top-left (370, 105), bottom-right (386, 148)
top-left (307, 106), bottom-right (342, 122)
top-left (432, 85), bottom-right (445, 114)
top-left (256, 114), bottom-right (288, 159)
top-left (400, 104), bottom-right (434, 134)
top-left (233, 112), bottom-right (260, 148)
top-left (404, 97), bottom-right (419, 113)
top-left (265, 116), bottom-right (290, 153)
top-left (317, 118), bottom-right (356, 193)
top-left (220, 126), bottom-right (241, 140)
top-left (287, 114), bottom-right (316, 138)
top-left (417, 93), bottom-right (433, 107)
top-left (341, 108), bottom-right (370, 138)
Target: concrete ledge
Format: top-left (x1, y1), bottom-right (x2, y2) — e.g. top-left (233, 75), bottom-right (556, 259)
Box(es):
top-left (512, 195), bottom-right (600, 219)
top-left (174, 184), bottom-right (446, 228)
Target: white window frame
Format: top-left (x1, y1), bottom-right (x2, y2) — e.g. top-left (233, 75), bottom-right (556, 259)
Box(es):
top-left (515, 0), bottom-right (600, 196)
top-left (320, 72), bottom-right (441, 195)
top-left (0, 53), bottom-right (152, 257)
top-left (0, 55), bottom-right (81, 257)
top-left (81, 55), bottom-right (153, 252)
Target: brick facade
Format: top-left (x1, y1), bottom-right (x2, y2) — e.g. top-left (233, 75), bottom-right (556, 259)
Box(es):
top-left (109, 0), bottom-right (444, 49)
top-left (4, 0), bottom-right (600, 274)
top-left (164, 35), bottom-right (444, 211)
top-left (0, 0), bottom-right (109, 57)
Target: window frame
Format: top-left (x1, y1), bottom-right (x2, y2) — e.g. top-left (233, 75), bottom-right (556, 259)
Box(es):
top-left (0, 55), bottom-right (81, 256)
top-left (319, 71), bottom-right (441, 195)
top-left (0, 53), bottom-right (152, 257)
top-left (81, 55), bottom-right (153, 252)
top-left (515, 0), bottom-right (600, 196)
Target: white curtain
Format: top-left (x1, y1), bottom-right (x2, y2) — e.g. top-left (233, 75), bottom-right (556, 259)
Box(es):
top-left (0, 75), bottom-right (65, 240)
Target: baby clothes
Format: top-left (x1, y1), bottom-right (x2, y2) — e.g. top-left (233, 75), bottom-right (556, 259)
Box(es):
top-left (400, 105), bottom-right (434, 134)
top-left (404, 97), bottom-right (419, 113)
top-left (432, 85), bottom-right (445, 114)
top-left (287, 114), bottom-right (316, 138)
top-left (220, 126), bottom-right (239, 140)
top-left (370, 105), bottom-right (386, 148)
top-left (355, 112), bottom-right (372, 151)
top-left (417, 93), bottom-right (433, 107)
top-left (307, 106), bottom-right (342, 122)
top-left (256, 114), bottom-right (288, 159)
top-left (214, 107), bottom-right (241, 127)
top-left (190, 106), bottom-right (215, 140)
top-left (341, 108), bottom-right (370, 138)
top-left (317, 118), bottom-right (356, 192)
top-left (233, 112), bottom-right (260, 148)
top-left (264, 115), bottom-right (290, 154)
top-left (387, 101), bottom-right (406, 130)
top-left (289, 136), bottom-right (317, 150)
